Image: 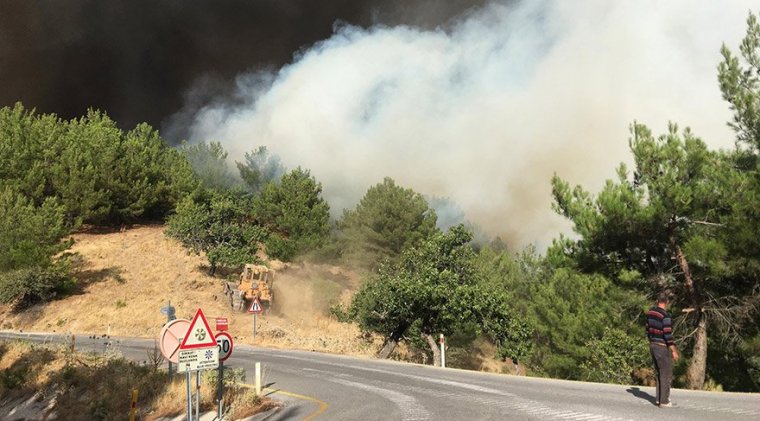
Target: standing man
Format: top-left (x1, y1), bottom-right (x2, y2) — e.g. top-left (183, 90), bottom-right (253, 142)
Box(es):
top-left (646, 292), bottom-right (680, 407)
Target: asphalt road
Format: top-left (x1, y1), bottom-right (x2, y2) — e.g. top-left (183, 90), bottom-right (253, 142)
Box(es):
top-left (2, 331), bottom-right (759, 421)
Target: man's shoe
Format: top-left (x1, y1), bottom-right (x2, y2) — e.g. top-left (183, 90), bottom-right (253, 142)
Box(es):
top-left (659, 402), bottom-right (677, 408)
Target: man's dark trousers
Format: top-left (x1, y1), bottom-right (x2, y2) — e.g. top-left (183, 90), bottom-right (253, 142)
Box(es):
top-left (650, 343), bottom-right (672, 404)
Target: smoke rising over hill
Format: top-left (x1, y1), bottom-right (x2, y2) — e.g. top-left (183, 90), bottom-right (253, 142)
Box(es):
top-left (184, 1), bottom-right (755, 248)
top-left (1, 1), bottom-right (754, 248)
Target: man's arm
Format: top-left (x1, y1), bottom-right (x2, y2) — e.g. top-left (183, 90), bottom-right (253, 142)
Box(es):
top-left (663, 312), bottom-right (679, 360)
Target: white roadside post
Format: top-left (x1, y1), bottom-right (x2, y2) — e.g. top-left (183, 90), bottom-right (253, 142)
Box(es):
top-left (440, 334), bottom-right (446, 368)
top-left (255, 362), bottom-right (262, 395)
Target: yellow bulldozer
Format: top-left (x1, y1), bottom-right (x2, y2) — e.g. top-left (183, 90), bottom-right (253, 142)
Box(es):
top-left (223, 264), bottom-right (275, 313)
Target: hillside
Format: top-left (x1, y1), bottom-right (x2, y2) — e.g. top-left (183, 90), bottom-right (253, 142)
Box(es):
top-left (0, 225), bottom-right (378, 356)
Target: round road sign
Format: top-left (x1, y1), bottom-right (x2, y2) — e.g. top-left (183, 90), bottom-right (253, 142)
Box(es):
top-left (216, 331), bottom-right (234, 362)
top-left (159, 318), bottom-right (190, 363)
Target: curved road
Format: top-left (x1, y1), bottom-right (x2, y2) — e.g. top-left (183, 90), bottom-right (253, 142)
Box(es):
top-left (2, 332), bottom-right (759, 420)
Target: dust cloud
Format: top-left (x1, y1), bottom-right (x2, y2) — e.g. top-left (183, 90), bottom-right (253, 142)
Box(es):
top-left (183, 1), bottom-right (755, 248)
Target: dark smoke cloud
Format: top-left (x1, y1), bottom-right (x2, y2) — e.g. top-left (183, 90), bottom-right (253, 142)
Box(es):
top-left (0, 0), bottom-right (485, 137)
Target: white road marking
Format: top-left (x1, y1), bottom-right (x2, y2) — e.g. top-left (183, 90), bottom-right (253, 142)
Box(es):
top-left (304, 368), bottom-right (431, 421)
top-left (255, 350), bottom-right (760, 420)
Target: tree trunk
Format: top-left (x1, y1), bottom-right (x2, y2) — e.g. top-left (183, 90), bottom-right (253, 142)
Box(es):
top-left (672, 239), bottom-right (707, 390)
top-left (377, 337), bottom-right (398, 359)
top-left (423, 333), bottom-right (441, 367)
top-left (686, 311), bottom-right (708, 389)
top-left (378, 324), bottom-right (408, 359)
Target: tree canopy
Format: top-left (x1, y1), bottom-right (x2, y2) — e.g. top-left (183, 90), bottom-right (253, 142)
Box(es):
top-left (0, 104), bottom-right (197, 225)
top-left (252, 168), bottom-right (331, 261)
top-left (552, 122), bottom-right (758, 389)
top-left (338, 177), bottom-right (438, 266)
top-left (350, 225), bottom-right (531, 365)
top-left (236, 146), bottom-right (285, 194)
top-left (166, 190), bottom-right (268, 274)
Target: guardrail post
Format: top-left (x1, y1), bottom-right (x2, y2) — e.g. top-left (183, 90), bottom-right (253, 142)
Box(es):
top-left (129, 388), bottom-right (138, 421)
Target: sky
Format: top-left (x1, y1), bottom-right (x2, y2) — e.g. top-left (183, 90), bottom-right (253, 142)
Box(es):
top-left (1, 1), bottom-right (756, 248)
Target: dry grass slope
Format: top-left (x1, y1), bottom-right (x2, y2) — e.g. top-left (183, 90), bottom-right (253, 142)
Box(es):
top-left (0, 225), bottom-right (380, 357)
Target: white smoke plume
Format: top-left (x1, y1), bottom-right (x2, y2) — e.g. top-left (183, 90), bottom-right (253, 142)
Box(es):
top-left (185, 0), bottom-right (755, 249)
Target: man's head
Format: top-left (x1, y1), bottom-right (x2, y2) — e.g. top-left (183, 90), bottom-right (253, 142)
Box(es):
top-left (656, 292), bottom-right (670, 307)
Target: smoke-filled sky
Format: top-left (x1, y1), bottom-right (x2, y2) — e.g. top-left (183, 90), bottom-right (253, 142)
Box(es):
top-left (0, 0), bottom-right (485, 130)
top-left (2, 1), bottom-right (756, 248)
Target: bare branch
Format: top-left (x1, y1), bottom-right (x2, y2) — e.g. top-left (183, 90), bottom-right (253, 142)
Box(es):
top-left (691, 220), bottom-right (726, 227)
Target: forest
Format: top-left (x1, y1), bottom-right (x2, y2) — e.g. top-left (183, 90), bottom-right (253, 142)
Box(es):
top-left (1, 11), bottom-right (759, 392)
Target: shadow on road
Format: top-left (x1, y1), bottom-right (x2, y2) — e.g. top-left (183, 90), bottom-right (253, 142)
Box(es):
top-left (626, 387), bottom-right (658, 406)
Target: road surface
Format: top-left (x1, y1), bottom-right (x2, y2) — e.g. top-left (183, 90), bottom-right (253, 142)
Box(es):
top-left (1, 331), bottom-right (759, 420)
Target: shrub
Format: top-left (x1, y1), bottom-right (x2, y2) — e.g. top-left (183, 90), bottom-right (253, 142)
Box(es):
top-left (0, 264), bottom-right (74, 309)
top-left (580, 328), bottom-right (649, 384)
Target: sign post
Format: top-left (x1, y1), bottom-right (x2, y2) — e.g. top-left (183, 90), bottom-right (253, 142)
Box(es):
top-left (248, 297), bottom-right (263, 339)
top-left (178, 308), bottom-right (218, 421)
top-left (186, 371), bottom-right (192, 421)
top-left (196, 371), bottom-right (200, 421)
top-left (160, 300), bottom-right (176, 375)
top-left (215, 331), bottom-right (233, 420)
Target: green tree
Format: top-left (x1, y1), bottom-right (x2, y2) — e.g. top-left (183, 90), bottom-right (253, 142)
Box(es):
top-left (338, 177), bottom-right (438, 266)
top-left (551, 123), bottom-right (750, 389)
top-left (475, 245), bottom-right (644, 379)
top-left (715, 10), bottom-right (760, 391)
top-left (107, 123), bottom-right (198, 221)
top-left (350, 225), bottom-right (531, 365)
top-left (252, 168), bottom-right (330, 261)
top-left (166, 190), bottom-right (268, 275)
top-left (719, 11), bottom-right (760, 150)
top-left (0, 187), bottom-right (73, 307)
top-left (0, 104), bottom-right (197, 225)
top-left (180, 140), bottom-right (239, 191)
top-left (236, 146), bottom-right (285, 194)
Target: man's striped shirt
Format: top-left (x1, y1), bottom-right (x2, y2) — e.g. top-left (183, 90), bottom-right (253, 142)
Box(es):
top-left (646, 306), bottom-right (674, 347)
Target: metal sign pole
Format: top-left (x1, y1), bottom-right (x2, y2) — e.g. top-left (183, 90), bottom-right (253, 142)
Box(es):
top-left (186, 370), bottom-right (192, 421)
top-left (164, 299), bottom-right (176, 377)
top-left (217, 361), bottom-right (224, 420)
top-left (253, 313), bottom-right (257, 339)
top-left (195, 370), bottom-right (200, 420)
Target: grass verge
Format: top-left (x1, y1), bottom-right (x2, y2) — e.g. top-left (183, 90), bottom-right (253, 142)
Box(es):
top-left (0, 340), bottom-right (278, 420)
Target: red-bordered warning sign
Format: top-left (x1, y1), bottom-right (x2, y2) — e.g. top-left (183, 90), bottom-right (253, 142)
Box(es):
top-left (180, 308), bottom-right (217, 349)
top-left (248, 297), bottom-right (263, 314)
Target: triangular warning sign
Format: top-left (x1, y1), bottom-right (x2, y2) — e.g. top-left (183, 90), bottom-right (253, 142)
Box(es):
top-left (248, 297), bottom-right (263, 314)
top-left (180, 308), bottom-right (217, 349)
